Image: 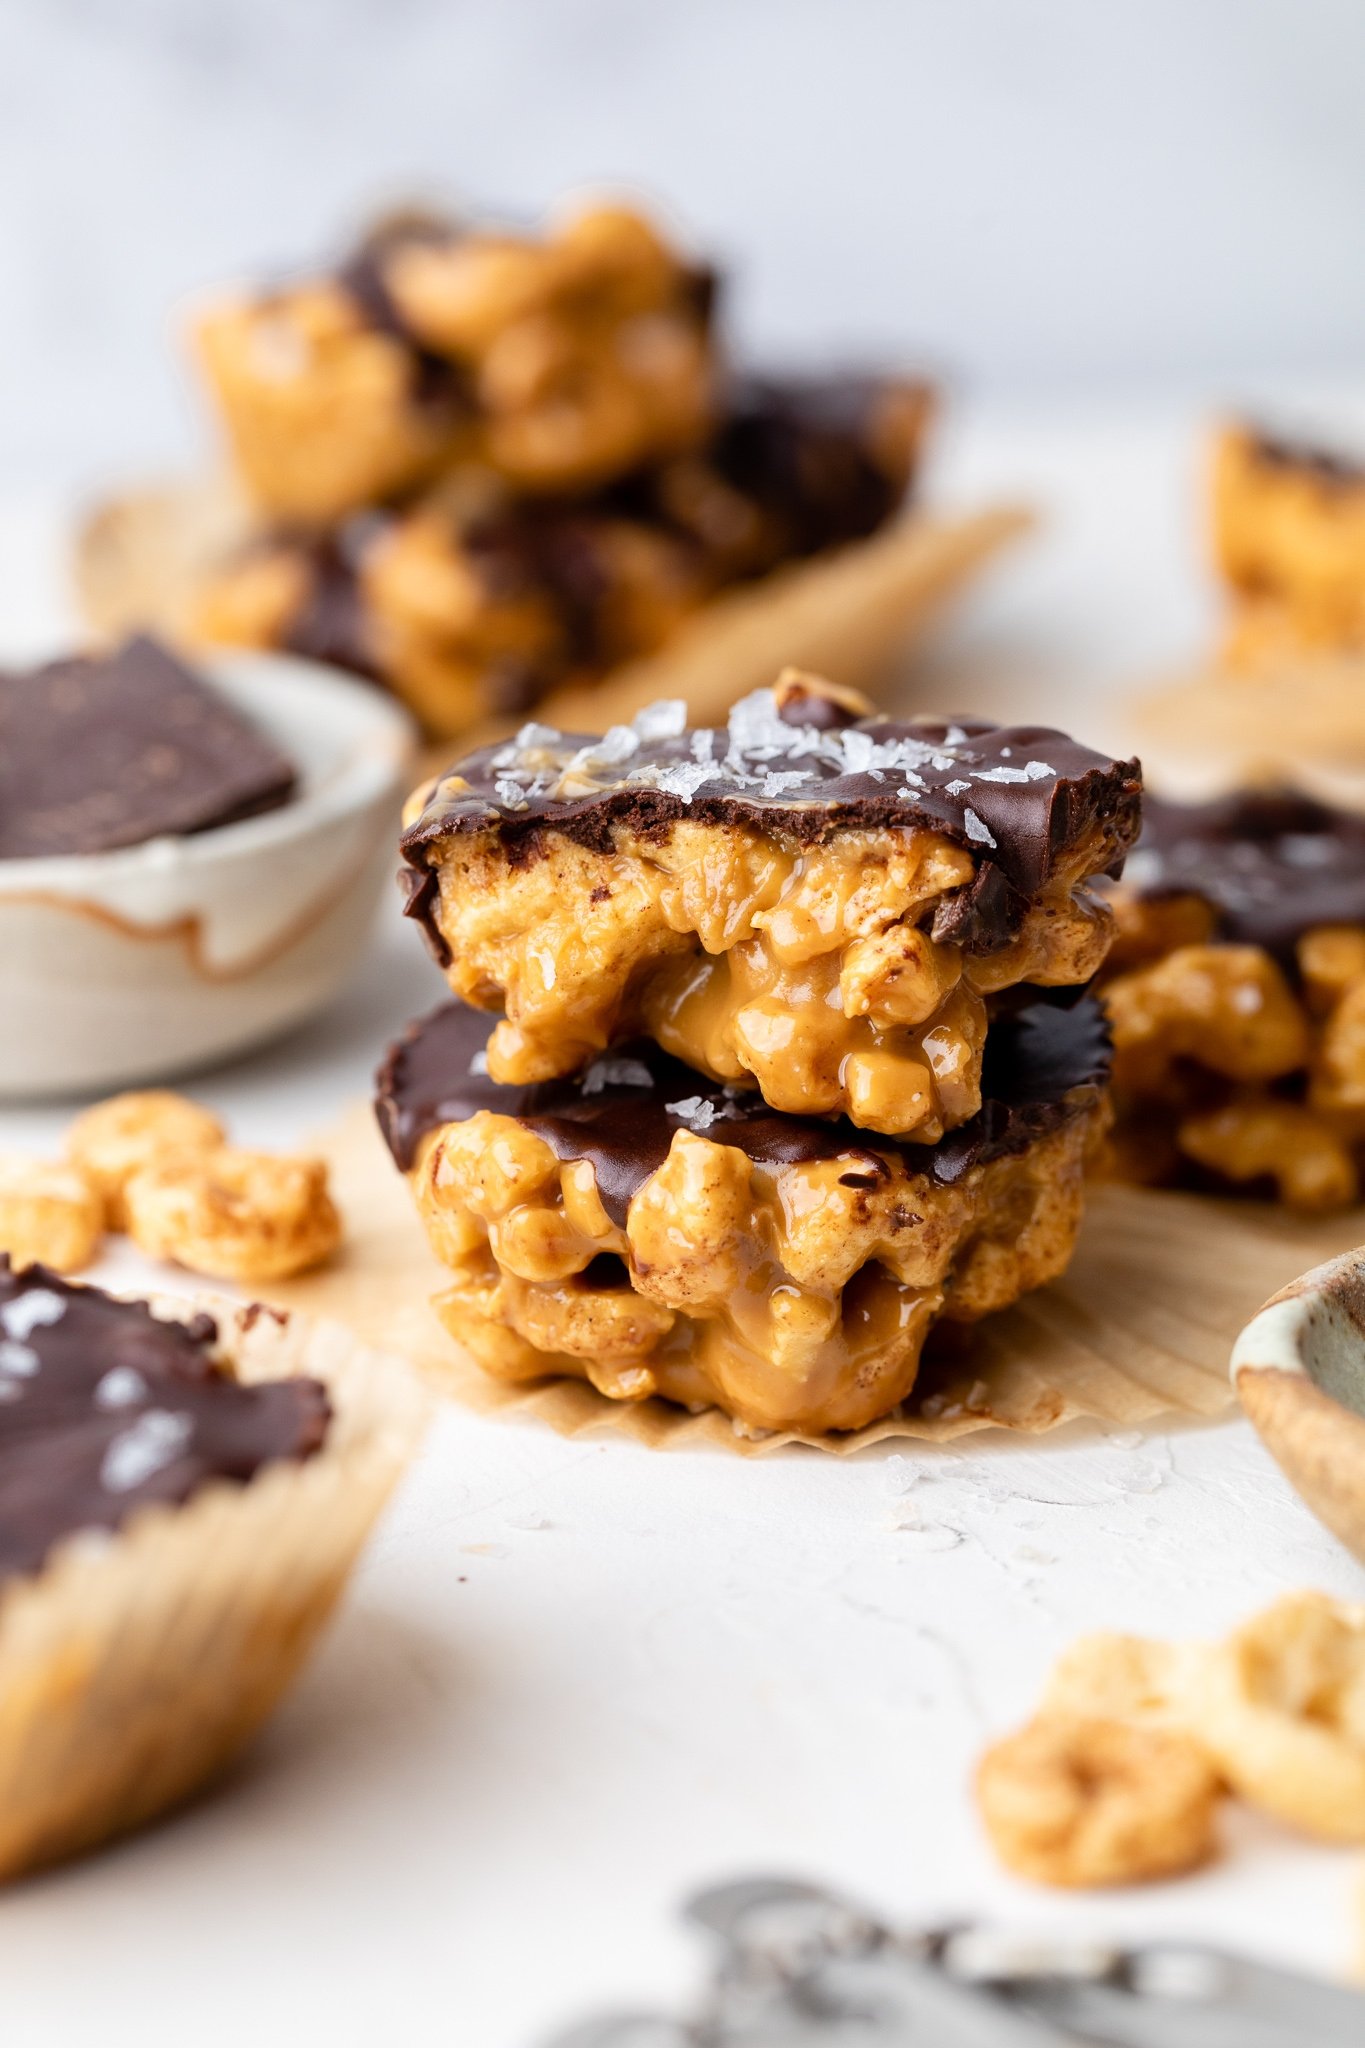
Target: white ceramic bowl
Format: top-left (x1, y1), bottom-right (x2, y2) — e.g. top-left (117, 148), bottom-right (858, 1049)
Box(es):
top-left (1232, 1248), bottom-right (1365, 1569)
top-left (0, 650), bottom-right (415, 1097)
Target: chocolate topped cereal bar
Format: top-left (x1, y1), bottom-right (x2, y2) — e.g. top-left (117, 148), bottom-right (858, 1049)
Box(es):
top-left (195, 203), bottom-right (719, 524)
top-left (1100, 787), bottom-right (1365, 1208)
top-left (399, 672), bottom-right (1141, 1137)
top-left (375, 995), bottom-right (1112, 1434)
top-left (1213, 423), bottom-right (1365, 667)
top-left (192, 375), bottom-right (931, 738)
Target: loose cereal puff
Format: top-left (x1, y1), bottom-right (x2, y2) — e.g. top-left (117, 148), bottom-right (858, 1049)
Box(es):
top-left (125, 1149), bottom-right (340, 1283)
top-left (67, 1091), bottom-right (225, 1231)
top-left (1191, 1592), bottom-right (1365, 1843)
top-left (0, 1158), bottom-right (103, 1274)
top-left (976, 1715), bottom-right (1221, 1888)
top-left (1042, 1632), bottom-right (1208, 1727)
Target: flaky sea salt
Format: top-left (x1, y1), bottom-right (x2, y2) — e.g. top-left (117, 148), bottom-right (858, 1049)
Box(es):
top-left (1, 1289), bottom-right (66, 1340)
top-left (632, 698), bottom-right (688, 743)
top-left (100, 1410), bottom-right (194, 1494)
top-left (582, 1057), bottom-right (655, 1095)
top-left (963, 808), bottom-right (996, 847)
top-left (642, 760), bottom-right (715, 801)
top-left (0, 1339), bottom-right (38, 1378)
top-left (468, 1049), bottom-right (490, 1077)
top-left (665, 1095), bottom-right (743, 1128)
top-left (494, 776), bottom-right (530, 809)
top-left (94, 1366), bottom-right (150, 1409)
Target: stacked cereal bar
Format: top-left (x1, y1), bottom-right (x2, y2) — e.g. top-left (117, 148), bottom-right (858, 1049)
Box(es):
top-left (189, 202), bottom-right (931, 738)
top-left (1099, 787), bottom-right (1365, 1210)
top-left (1213, 423), bottom-right (1365, 669)
top-left (376, 672), bottom-right (1141, 1434)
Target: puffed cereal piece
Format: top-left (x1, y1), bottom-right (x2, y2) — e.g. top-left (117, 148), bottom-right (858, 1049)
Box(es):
top-left (1041, 1631), bottom-right (1207, 1726)
top-left (976, 1714), bottom-right (1221, 1888)
top-left (67, 1090), bottom-right (226, 1230)
top-left (124, 1148), bottom-right (340, 1283)
top-left (1104, 944), bottom-right (1309, 1097)
top-left (1191, 1592), bottom-right (1365, 1843)
top-left (1177, 1097), bottom-right (1358, 1212)
top-left (0, 1157), bottom-right (103, 1274)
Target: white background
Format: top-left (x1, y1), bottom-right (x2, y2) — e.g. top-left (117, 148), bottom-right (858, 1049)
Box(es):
top-left (4, 0), bottom-right (1365, 487)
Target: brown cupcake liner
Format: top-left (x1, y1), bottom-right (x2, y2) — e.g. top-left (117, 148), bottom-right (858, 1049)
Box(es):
top-left (0, 1294), bottom-right (428, 1882)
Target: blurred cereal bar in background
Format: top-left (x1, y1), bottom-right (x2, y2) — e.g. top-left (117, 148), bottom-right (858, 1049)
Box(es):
top-left (193, 374), bottom-right (931, 738)
top-left (1213, 422), bottom-right (1365, 669)
top-left (194, 201), bottom-right (720, 522)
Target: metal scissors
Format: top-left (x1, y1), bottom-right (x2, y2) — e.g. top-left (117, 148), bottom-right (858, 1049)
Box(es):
top-left (545, 1875), bottom-right (1365, 2046)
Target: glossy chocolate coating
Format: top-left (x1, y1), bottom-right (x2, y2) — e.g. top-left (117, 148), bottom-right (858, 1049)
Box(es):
top-left (1123, 789), bottom-right (1365, 964)
top-left (0, 1266), bottom-right (329, 1586)
top-left (0, 635), bottom-right (297, 860)
top-left (400, 693), bottom-right (1141, 956)
top-left (375, 995), bottom-right (1111, 1225)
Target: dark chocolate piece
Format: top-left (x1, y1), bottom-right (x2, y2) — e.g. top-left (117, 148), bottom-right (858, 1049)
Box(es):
top-left (374, 995), bottom-right (1112, 1224)
top-left (1122, 789), bottom-right (1365, 966)
top-left (400, 694), bottom-right (1142, 956)
top-left (0, 1264), bottom-right (328, 1586)
top-left (0, 635), bottom-right (297, 861)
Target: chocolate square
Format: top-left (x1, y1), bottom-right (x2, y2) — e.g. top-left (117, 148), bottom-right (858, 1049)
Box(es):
top-left (0, 635), bottom-right (297, 859)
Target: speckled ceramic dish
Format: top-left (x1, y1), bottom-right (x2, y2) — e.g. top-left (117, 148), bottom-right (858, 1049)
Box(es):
top-left (0, 650), bottom-right (414, 1098)
top-left (1233, 1248), bottom-right (1365, 1566)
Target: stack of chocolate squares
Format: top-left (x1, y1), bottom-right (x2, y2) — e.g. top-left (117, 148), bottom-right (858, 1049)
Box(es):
top-left (377, 672), bottom-right (1142, 1435)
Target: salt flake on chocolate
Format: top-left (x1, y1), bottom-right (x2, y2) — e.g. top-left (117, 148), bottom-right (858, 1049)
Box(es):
top-left (582, 1057), bottom-right (655, 1095)
top-left (100, 1409), bottom-right (195, 1495)
top-left (632, 699), bottom-right (687, 743)
top-left (963, 807), bottom-right (997, 847)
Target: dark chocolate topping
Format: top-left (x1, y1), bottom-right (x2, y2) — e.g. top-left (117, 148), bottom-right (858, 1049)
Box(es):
top-left (374, 995), bottom-right (1112, 1223)
top-left (400, 690), bottom-right (1142, 955)
top-left (335, 214), bottom-right (472, 415)
top-left (702, 373), bottom-right (924, 554)
top-left (278, 522), bottom-right (388, 682)
top-left (0, 634), bottom-right (297, 861)
top-left (1122, 789), bottom-right (1365, 963)
top-left (0, 1265), bottom-right (329, 1587)
top-left (1246, 425), bottom-right (1365, 489)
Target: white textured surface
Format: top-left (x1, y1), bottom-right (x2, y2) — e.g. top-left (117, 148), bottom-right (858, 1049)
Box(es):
top-left (5, 2), bottom-right (1365, 488)
top-left (2, 401), bottom-right (1365, 2045)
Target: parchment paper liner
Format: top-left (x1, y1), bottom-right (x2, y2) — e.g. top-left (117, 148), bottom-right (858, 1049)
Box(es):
top-left (0, 1293), bottom-right (428, 1881)
top-left (265, 1104), bottom-right (1365, 1456)
top-left (72, 476), bottom-right (1031, 766)
top-left (1133, 655), bottom-right (1365, 788)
